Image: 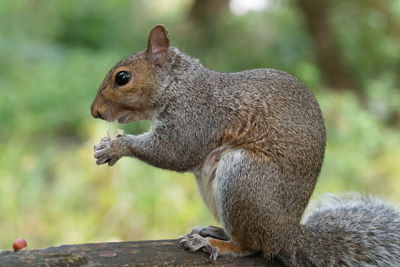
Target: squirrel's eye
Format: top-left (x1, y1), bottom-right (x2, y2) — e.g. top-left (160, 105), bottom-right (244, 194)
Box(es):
top-left (115, 71), bottom-right (131, 86)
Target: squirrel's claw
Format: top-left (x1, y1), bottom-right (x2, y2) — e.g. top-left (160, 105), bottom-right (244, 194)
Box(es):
top-left (179, 234), bottom-right (219, 262)
top-left (93, 136), bottom-right (121, 166)
top-left (96, 157), bottom-right (109, 165)
top-left (107, 157), bottom-right (119, 166)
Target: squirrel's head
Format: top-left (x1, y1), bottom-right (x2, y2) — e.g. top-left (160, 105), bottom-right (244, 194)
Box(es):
top-left (90, 25), bottom-right (170, 123)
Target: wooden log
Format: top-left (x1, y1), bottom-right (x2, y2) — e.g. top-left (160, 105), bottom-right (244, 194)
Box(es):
top-left (0, 239), bottom-right (283, 266)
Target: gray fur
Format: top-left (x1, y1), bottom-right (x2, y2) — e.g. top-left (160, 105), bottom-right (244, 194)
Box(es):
top-left (91, 26), bottom-right (400, 266)
top-left (189, 225), bottom-right (229, 240)
top-left (281, 194), bottom-right (400, 266)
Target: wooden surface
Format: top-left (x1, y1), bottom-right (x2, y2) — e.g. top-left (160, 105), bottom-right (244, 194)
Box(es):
top-left (0, 239), bottom-right (284, 266)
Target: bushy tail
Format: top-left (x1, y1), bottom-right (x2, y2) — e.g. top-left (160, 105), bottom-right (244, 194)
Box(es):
top-left (279, 194), bottom-right (400, 266)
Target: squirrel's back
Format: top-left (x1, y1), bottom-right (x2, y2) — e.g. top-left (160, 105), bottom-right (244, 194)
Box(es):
top-left (215, 68), bottom-right (326, 171)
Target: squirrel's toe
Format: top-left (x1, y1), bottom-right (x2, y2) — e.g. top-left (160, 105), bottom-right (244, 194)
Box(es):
top-left (179, 234), bottom-right (220, 260)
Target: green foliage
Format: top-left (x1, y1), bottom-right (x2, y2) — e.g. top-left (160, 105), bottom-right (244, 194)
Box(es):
top-left (0, 0), bottom-right (399, 250)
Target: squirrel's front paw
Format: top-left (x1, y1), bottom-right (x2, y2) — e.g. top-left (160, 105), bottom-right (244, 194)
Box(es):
top-left (93, 136), bottom-right (122, 166)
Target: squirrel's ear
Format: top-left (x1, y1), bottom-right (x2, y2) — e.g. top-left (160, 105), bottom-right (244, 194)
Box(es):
top-left (146, 25), bottom-right (170, 67)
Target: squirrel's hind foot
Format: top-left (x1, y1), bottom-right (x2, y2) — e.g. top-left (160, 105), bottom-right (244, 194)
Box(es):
top-left (179, 232), bottom-right (254, 262)
top-left (179, 234), bottom-right (219, 262)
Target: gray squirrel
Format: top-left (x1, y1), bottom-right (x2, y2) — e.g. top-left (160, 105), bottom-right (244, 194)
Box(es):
top-left (90, 25), bottom-right (400, 266)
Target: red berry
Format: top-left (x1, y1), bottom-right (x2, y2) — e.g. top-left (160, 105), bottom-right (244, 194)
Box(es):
top-left (12, 238), bottom-right (27, 251)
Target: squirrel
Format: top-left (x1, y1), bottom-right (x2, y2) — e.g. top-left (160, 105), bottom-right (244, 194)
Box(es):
top-left (90, 25), bottom-right (400, 266)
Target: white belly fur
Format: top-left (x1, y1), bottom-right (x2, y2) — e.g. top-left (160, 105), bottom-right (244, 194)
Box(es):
top-left (193, 146), bottom-right (233, 222)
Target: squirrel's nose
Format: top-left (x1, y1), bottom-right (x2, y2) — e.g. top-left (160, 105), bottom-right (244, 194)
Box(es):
top-left (91, 106), bottom-right (103, 120)
top-left (94, 111), bottom-right (104, 120)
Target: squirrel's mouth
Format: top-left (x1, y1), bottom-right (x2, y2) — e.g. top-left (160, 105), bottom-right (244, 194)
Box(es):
top-left (115, 110), bottom-right (153, 124)
top-left (117, 112), bottom-right (132, 124)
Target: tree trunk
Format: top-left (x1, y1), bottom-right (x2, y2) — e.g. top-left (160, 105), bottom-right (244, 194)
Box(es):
top-left (296, 0), bottom-right (361, 92)
top-left (189, 0), bottom-right (230, 25)
top-left (185, 0), bottom-right (230, 46)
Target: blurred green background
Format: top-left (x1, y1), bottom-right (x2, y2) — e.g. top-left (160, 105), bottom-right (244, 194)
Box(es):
top-left (1, 0), bottom-right (400, 250)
